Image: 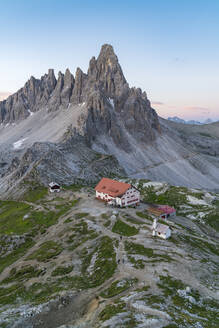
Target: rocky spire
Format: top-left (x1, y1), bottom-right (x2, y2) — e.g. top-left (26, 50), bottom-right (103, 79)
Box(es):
top-left (70, 68), bottom-right (87, 104)
top-left (0, 44), bottom-right (161, 146)
top-left (61, 68), bottom-right (75, 106)
top-left (82, 44), bottom-right (160, 145)
top-left (0, 69), bottom-right (58, 122)
top-left (47, 69), bottom-right (57, 89)
top-left (87, 44), bottom-right (127, 98)
top-left (48, 69), bottom-right (75, 111)
top-left (47, 71), bottom-right (64, 111)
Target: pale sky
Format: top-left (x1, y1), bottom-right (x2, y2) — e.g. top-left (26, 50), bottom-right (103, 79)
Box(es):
top-left (0, 0), bottom-right (219, 122)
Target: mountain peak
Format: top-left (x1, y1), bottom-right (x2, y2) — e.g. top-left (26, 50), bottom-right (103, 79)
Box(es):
top-left (48, 68), bottom-right (55, 79)
top-left (0, 44), bottom-right (160, 145)
top-left (97, 43), bottom-right (120, 70)
top-left (98, 44), bottom-right (116, 57)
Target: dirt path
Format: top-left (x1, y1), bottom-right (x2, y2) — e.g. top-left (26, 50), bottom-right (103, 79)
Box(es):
top-left (129, 151), bottom-right (199, 176)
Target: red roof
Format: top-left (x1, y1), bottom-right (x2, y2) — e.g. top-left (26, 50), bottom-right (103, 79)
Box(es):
top-left (157, 205), bottom-right (176, 214)
top-left (95, 178), bottom-right (131, 197)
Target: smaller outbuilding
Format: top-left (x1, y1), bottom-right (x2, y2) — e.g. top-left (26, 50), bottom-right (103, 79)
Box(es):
top-left (147, 205), bottom-right (176, 220)
top-left (157, 205), bottom-right (176, 218)
top-left (152, 218), bottom-right (171, 239)
top-left (49, 182), bottom-right (61, 193)
top-left (147, 207), bottom-right (168, 220)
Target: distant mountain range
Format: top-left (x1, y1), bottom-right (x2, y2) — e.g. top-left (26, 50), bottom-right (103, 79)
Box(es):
top-left (168, 116), bottom-right (218, 125)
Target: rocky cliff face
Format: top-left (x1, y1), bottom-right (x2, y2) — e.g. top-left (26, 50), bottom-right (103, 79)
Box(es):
top-left (0, 44), bottom-right (160, 148)
top-left (82, 45), bottom-right (160, 146)
top-left (0, 45), bottom-right (219, 195)
top-left (0, 69), bottom-right (57, 122)
top-left (0, 44), bottom-right (163, 197)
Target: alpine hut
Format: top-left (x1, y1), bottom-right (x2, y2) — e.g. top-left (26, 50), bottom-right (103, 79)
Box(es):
top-left (95, 178), bottom-right (140, 207)
top-left (49, 182), bottom-right (61, 193)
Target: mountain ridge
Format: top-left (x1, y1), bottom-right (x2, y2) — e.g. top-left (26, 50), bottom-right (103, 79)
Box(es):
top-left (0, 44), bottom-right (219, 197)
top-left (168, 116), bottom-right (218, 125)
top-left (0, 44), bottom-right (160, 153)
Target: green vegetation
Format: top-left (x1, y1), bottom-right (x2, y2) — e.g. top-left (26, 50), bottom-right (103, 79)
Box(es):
top-left (177, 204), bottom-right (210, 219)
top-left (112, 219), bottom-right (139, 236)
top-left (23, 185), bottom-right (48, 203)
top-left (29, 210), bottom-right (60, 229)
top-left (0, 201), bottom-right (31, 235)
top-left (0, 238), bottom-right (34, 274)
top-left (124, 215), bottom-right (142, 225)
top-left (67, 221), bottom-right (98, 250)
top-left (103, 220), bottom-right (111, 227)
top-left (81, 236), bottom-right (117, 288)
top-left (63, 184), bottom-right (84, 191)
top-left (0, 198), bottom-right (78, 237)
top-left (136, 211), bottom-right (153, 221)
top-left (179, 234), bottom-right (219, 257)
top-left (199, 132), bottom-right (214, 138)
top-left (153, 275), bottom-right (219, 327)
top-left (51, 265), bottom-right (73, 276)
top-left (158, 275), bottom-right (186, 297)
top-left (213, 199), bottom-right (219, 207)
top-left (125, 241), bottom-right (154, 257)
top-left (144, 294), bottom-right (165, 306)
top-left (1, 265), bottom-right (44, 284)
top-left (141, 185), bottom-right (187, 210)
top-left (100, 278), bottom-right (138, 298)
top-left (74, 212), bottom-right (89, 219)
top-left (203, 211), bottom-right (219, 232)
top-left (0, 270), bottom-right (63, 305)
top-left (101, 213), bottom-right (110, 219)
top-left (24, 281), bottom-right (63, 304)
top-left (125, 241), bottom-right (173, 263)
top-left (27, 241), bottom-right (63, 262)
top-left (54, 237), bottom-right (117, 291)
top-left (0, 283), bottom-right (26, 305)
top-left (64, 218), bottom-right (72, 223)
top-left (0, 279), bottom-right (65, 306)
top-left (99, 302), bottom-right (126, 321)
top-left (128, 255), bottom-right (145, 269)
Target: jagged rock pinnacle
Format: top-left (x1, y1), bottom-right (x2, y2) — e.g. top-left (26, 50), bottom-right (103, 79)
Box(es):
top-left (0, 44), bottom-right (160, 146)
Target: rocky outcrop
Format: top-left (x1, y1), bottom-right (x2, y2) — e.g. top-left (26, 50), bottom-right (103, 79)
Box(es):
top-left (70, 68), bottom-right (87, 104)
top-left (1, 44), bottom-right (219, 197)
top-left (62, 68), bottom-right (75, 106)
top-left (0, 69), bottom-right (57, 122)
top-left (0, 137), bottom-right (126, 198)
top-left (80, 44), bottom-right (160, 146)
top-left (0, 44), bottom-right (160, 148)
top-left (87, 44), bottom-right (127, 98)
top-left (47, 69), bottom-right (75, 111)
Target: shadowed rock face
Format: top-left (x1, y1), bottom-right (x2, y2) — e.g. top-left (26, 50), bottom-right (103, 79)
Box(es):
top-left (78, 44), bottom-right (160, 145)
top-left (0, 44), bottom-right (160, 147)
top-left (47, 69), bottom-right (75, 111)
top-left (0, 69), bottom-right (57, 122)
top-left (1, 45), bottom-right (219, 195)
top-left (87, 44), bottom-right (127, 98)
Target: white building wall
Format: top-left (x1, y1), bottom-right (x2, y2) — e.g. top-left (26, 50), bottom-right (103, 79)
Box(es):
top-left (96, 186), bottom-right (140, 207)
top-left (160, 229), bottom-right (171, 239)
top-left (166, 229), bottom-right (171, 239)
top-left (121, 187), bottom-right (140, 207)
top-left (96, 190), bottom-right (116, 203)
top-left (116, 197), bottom-right (122, 206)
